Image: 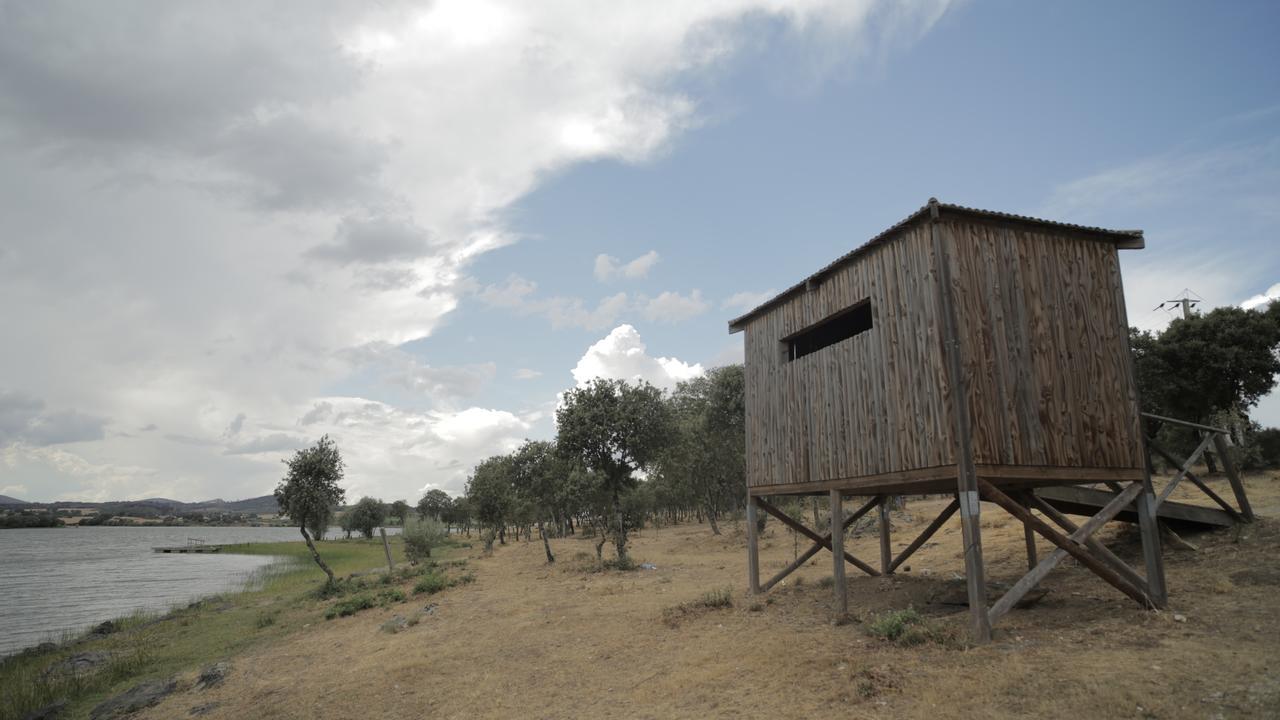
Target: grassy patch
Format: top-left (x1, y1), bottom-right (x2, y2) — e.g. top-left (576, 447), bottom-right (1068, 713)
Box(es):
top-left (661, 587), bottom-right (734, 627)
top-left (0, 535), bottom-right (462, 720)
top-left (865, 607), bottom-right (961, 648)
top-left (413, 568), bottom-right (473, 595)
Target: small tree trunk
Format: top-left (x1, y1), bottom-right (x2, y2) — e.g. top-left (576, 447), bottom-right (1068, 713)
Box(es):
top-left (595, 531), bottom-right (607, 563)
top-left (483, 528), bottom-right (496, 555)
top-left (612, 490), bottom-right (629, 564)
top-left (704, 501), bottom-right (721, 535)
top-left (300, 526), bottom-right (335, 586)
top-left (539, 520), bottom-right (555, 564)
top-left (498, 526), bottom-right (506, 545)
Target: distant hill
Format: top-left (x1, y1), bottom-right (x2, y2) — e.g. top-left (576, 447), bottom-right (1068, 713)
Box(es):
top-left (190, 495), bottom-right (279, 514)
top-left (10, 494), bottom-right (278, 515)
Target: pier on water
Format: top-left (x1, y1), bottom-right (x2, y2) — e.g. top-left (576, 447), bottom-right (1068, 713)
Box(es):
top-left (152, 538), bottom-right (222, 554)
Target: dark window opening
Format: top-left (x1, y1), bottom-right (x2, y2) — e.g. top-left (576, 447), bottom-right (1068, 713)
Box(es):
top-left (785, 300), bottom-right (873, 361)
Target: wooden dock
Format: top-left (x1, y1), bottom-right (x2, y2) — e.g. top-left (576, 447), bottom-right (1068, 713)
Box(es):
top-left (153, 540), bottom-right (222, 553)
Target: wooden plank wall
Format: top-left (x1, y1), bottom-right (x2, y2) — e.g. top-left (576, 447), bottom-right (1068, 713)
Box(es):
top-left (941, 219), bottom-right (1144, 470)
top-left (741, 218), bottom-right (1144, 490)
top-left (742, 223), bottom-right (954, 488)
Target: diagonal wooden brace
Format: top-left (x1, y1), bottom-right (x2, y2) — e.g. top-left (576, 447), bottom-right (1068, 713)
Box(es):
top-left (888, 498), bottom-right (959, 573)
top-left (1026, 492), bottom-right (1148, 592)
top-left (980, 479), bottom-right (1153, 617)
top-left (1155, 434), bottom-right (1214, 508)
top-left (1146, 442), bottom-right (1243, 522)
top-left (759, 496), bottom-right (880, 592)
top-left (755, 496), bottom-right (880, 577)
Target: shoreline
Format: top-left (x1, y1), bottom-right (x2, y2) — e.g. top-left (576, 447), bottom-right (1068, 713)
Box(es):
top-left (0, 533), bottom-right (457, 720)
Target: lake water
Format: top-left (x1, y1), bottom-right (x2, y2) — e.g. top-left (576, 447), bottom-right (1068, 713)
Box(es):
top-left (0, 525), bottom-right (392, 657)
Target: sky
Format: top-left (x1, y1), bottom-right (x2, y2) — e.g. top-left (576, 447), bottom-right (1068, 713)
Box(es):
top-left (2, 0), bottom-right (1278, 504)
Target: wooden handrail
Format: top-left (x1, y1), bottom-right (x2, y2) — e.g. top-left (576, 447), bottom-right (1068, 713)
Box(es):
top-left (1140, 412), bottom-right (1229, 436)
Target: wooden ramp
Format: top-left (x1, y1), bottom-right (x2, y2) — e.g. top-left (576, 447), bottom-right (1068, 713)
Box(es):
top-left (1034, 486), bottom-right (1233, 530)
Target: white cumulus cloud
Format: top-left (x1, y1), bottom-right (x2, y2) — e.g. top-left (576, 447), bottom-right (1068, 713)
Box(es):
top-left (1241, 282), bottom-right (1280, 311)
top-left (571, 324), bottom-right (703, 391)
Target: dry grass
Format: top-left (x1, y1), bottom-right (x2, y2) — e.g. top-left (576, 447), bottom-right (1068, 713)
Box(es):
top-left (133, 472), bottom-right (1280, 720)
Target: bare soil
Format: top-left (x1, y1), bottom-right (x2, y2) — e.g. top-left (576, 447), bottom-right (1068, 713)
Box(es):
top-left (138, 473), bottom-right (1280, 719)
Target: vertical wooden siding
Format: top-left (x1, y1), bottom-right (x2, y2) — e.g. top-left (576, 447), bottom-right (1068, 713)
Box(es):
top-left (741, 218), bottom-right (1143, 490)
top-left (941, 219), bottom-right (1143, 470)
top-left (742, 224), bottom-right (954, 488)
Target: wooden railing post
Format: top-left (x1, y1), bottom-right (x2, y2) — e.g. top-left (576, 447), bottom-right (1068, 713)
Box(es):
top-left (380, 527), bottom-right (395, 574)
top-left (746, 495), bottom-right (761, 594)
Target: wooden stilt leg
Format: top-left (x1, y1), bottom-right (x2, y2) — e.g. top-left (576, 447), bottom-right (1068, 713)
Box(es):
top-left (1023, 520), bottom-right (1038, 571)
top-left (1137, 461), bottom-right (1168, 608)
top-left (930, 204), bottom-right (990, 642)
top-left (957, 484), bottom-right (991, 642)
top-left (746, 495), bottom-right (761, 595)
top-left (830, 490), bottom-right (847, 617)
top-left (878, 496), bottom-right (892, 575)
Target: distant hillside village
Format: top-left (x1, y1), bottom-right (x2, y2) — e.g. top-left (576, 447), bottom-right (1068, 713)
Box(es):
top-left (0, 495), bottom-right (282, 529)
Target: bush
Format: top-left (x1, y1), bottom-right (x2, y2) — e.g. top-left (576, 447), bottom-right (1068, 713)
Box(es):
top-left (866, 607), bottom-right (958, 647)
top-left (413, 572), bottom-right (450, 595)
top-left (403, 520), bottom-right (448, 564)
top-left (325, 595), bottom-right (375, 620)
top-left (661, 587), bottom-right (733, 627)
top-left (377, 588), bottom-right (406, 606)
top-left (697, 588), bottom-right (733, 609)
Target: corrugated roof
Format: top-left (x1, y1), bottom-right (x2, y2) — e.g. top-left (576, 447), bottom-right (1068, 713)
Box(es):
top-left (727, 198), bottom-right (1144, 332)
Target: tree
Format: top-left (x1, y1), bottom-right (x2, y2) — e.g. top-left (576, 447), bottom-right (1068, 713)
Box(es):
top-left (388, 500), bottom-right (411, 527)
top-left (510, 439), bottom-right (569, 564)
top-left (417, 489), bottom-right (452, 521)
top-left (1131, 303), bottom-right (1280, 466)
top-left (348, 496), bottom-right (387, 539)
top-left (275, 435), bottom-right (346, 586)
top-left (466, 455), bottom-right (516, 554)
top-left (657, 366), bottom-right (745, 535)
top-left (556, 378), bottom-right (673, 564)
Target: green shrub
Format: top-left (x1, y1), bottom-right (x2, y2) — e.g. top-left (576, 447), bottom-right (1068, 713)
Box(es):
top-left (403, 520), bottom-right (448, 564)
top-left (866, 607), bottom-right (958, 647)
top-left (325, 594), bottom-right (375, 620)
top-left (377, 588), bottom-right (406, 606)
top-left (413, 572), bottom-right (450, 595)
top-left (254, 611), bottom-right (277, 629)
top-left (661, 587), bottom-right (733, 627)
top-left (697, 588), bottom-right (733, 609)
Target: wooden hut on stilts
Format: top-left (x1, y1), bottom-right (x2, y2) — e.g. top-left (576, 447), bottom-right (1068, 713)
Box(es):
top-left (730, 198), bottom-right (1253, 642)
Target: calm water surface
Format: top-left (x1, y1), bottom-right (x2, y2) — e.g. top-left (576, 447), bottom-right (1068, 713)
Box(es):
top-left (0, 526), bottom-right (380, 657)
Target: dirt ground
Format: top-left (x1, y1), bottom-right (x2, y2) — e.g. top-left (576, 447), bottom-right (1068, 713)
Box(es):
top-left (140, 473), bottom-right (1280, 720)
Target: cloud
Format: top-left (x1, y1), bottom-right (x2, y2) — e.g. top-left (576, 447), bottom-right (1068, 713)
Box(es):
top-left (339, 343), bottom-right (497, 400)
top-left (478, 275), bottom-right (631, 330)
top-left (1241, 282), bottom-right (1280, 311)
top-left (0, 391), bottom-right (108, 446)
top-left (571, 324), bottom-right (703, 391)
top-left (289, 397), bottom-right (533, 497)
top-left (639, 290), bottom-right (709, 324)
top-left (479, 275), bottom-right (711, 329)
top-left (722, 289), bottom-right (777, 312)
top-left (594, 250), bottom-right (660, 281)
top-left (0, 0), bottom-right (954, 502)
top-left (306, 214), bottom-right (434, 266)
top-left (224, 413), bottom-right (247, 437)
top-left (514, 368), bottom-right (543, 380)
top-left (224, 433), bottom-right (307, 456)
